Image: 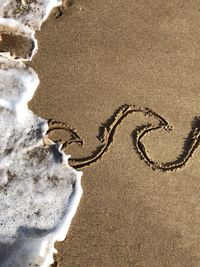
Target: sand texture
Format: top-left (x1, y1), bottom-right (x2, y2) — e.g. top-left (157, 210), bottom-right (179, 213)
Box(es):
top-left (29, 0), bottom-right (200, 266)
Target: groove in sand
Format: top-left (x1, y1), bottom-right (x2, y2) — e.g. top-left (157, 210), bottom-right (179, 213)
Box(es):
top-left (47, 104), bottom-right (200, 171)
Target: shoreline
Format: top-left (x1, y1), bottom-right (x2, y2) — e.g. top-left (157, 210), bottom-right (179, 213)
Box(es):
top-left (0, 1), bottom-right (84, 266)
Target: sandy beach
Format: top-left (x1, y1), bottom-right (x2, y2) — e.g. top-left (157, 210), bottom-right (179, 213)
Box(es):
top-left (29, 0), bottom-right (200, 266)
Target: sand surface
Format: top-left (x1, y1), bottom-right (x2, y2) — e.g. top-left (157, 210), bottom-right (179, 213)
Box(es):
top-left (29, 0), bottom-right (200, 266)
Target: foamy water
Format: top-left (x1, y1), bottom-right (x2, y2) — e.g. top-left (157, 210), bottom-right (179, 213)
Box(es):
top-left (0, 1), bottom-right (83, 266)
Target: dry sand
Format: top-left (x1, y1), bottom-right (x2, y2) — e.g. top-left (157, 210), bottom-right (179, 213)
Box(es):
top-left (29, 0), bottom-right (200, 266)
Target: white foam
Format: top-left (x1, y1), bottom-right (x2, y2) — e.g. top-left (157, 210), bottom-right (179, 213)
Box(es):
top-left (0, 0), bottom-right (62, 61)
top-left (0, 0), bottom-right (62, 30)
top-left (0, 1), bottom-right (83, 267)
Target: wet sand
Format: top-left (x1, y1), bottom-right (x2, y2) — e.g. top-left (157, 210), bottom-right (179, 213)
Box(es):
top-left (30, 0), bottom-right (200, 266)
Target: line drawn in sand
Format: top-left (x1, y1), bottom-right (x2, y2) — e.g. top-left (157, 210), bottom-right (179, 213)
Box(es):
top-left (47, 104), bottom-right (200, 171)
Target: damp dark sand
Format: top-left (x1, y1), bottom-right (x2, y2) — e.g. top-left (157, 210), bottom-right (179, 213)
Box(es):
top-left (30, 0), bottom-right (200, 266)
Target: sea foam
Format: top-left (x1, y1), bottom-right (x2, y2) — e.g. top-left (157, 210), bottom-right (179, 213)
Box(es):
top-left (0, 0), bottom-right (61, 30)
top-left (0, 1), bottom-right (83, 267)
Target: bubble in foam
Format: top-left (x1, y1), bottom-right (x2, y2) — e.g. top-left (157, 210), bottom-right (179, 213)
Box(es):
top-left (0, 59), bottom-right (82, 266)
